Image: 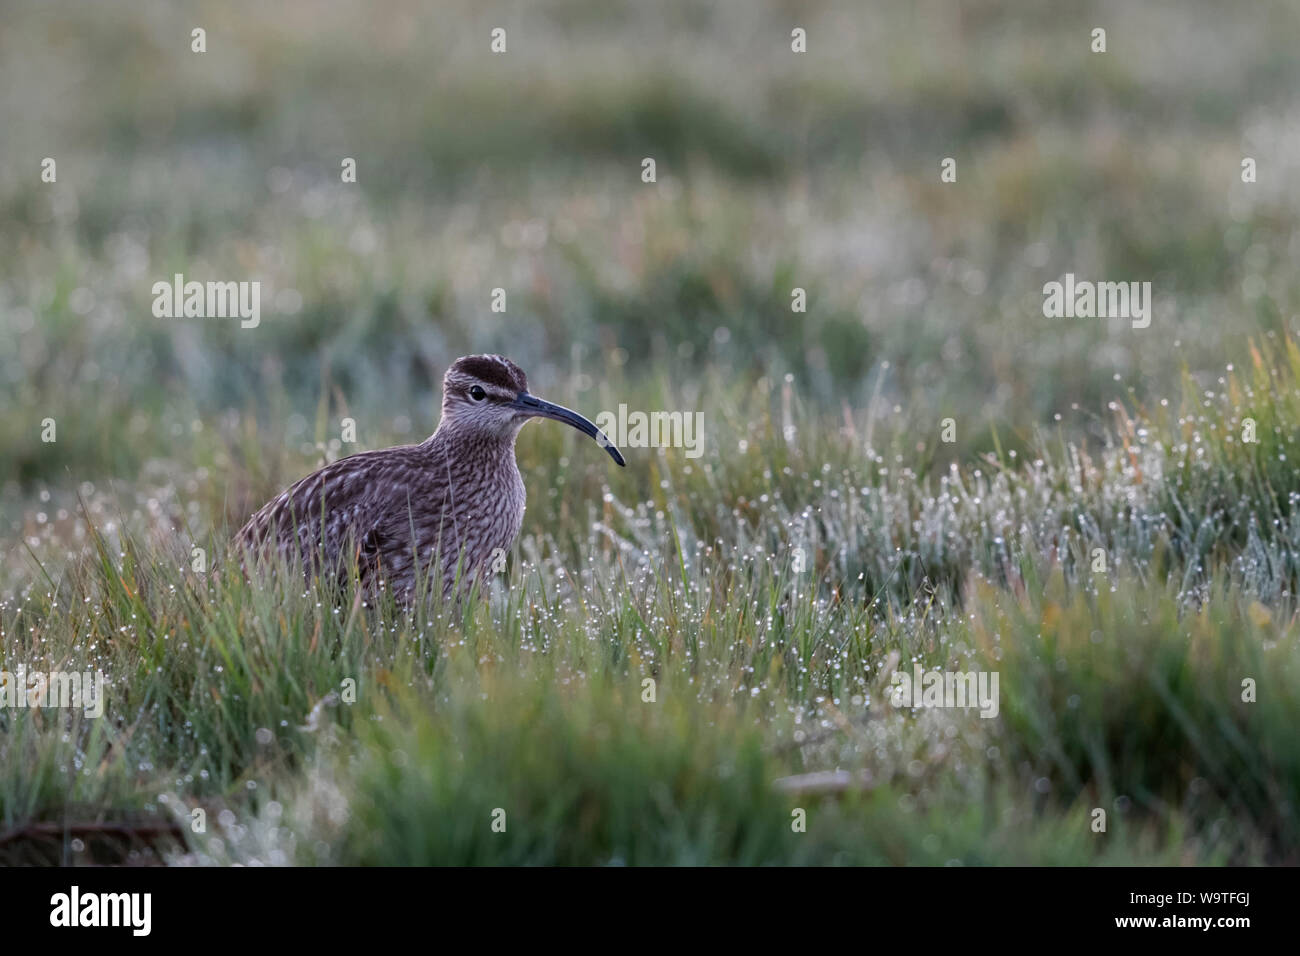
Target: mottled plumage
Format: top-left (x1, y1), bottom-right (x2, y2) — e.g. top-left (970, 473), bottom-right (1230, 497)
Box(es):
top-left (235, 355), bottom-right (624, 599)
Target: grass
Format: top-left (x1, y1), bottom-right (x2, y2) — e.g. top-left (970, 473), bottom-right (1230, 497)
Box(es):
top-left (3, 339), bottom-right (1299, 864)
top-left (2, 0), bottom-right (1300, 864)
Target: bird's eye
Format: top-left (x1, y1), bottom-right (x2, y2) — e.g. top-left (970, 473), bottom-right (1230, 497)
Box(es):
top-left (469, 385), bottom-right (487, 401)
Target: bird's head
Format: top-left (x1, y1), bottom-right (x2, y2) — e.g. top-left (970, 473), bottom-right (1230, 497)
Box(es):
top-left (440, 354), bottom-right (625, 466)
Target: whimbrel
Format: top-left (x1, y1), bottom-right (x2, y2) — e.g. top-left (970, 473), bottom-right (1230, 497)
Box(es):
top-left (235, 355), bottom-right (624, 598)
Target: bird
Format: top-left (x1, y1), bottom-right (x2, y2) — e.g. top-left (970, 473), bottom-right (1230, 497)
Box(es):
top-left (234, 354), bottom-right (625, 600)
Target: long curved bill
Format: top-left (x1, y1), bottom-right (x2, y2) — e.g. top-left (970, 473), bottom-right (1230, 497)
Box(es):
top-left (511, 392), bottom-right (626, 466)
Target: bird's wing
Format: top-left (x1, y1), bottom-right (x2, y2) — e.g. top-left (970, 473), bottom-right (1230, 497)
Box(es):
top-left (235, 446), bottom-right (443, 578)
top-left (354, 467), bottom-right (458, 593)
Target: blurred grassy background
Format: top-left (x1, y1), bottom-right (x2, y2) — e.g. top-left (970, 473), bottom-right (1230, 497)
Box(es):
top-left (4, 0), bottom-right (1299, 507)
